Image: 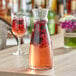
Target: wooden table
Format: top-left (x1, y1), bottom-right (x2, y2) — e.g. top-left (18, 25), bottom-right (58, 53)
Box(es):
top-left (0, 34), bottom-right (76, 76)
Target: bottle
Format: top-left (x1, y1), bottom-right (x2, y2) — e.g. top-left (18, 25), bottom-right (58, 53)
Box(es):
top-left (48, 8), bottom-right (56, 35)
top-left (6, 0), bottom-right (12, 21)
top-left (32, 0), bottom-right (49, 8)
top-left (57, 0), bottom-right (59, 14)
top-left (29, 9), bottom-right (53, 70)
top-left (27, 13), bottom-right (34, 35)
top-left (58, 0), bottom-right (64, 17)
top-left (7, 0), bottom-right (12, 16)
top-left (67, 0), bottom-right (71, 14)
top-left (0, 0), bottom-right (6, 16)
top-left (51, 0), bottom-right (57, 13)
top-left (32, 0), bottom-right (34, 8)
top-left (58, 0), bottom-right (68, 17)
top-left (71, 0), bottom-right (76, 15)
top-left (63, 0), bottom-right (68, 16)
top-left (57, 0), bottom-right (64, 34)
top-left (12, 0), bottom-right (18, 15)
top-left (55, 15), bottom-right (58, 34)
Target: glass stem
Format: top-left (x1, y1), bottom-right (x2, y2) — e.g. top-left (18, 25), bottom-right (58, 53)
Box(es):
top-left (17, 37), bottom-right (22, 54)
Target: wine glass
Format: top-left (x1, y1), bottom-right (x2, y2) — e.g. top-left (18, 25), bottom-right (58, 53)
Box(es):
top-left (12, 13), bottom-right (26, 55)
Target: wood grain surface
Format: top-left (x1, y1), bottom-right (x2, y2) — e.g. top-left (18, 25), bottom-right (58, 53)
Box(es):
top-left (0, 34), bottom-right (75, 76)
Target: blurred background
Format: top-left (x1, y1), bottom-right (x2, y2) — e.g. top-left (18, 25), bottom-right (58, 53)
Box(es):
top-left (0, 0), bottom-right (76, 49)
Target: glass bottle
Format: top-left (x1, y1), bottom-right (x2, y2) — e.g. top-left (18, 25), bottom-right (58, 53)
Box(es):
top-left (0, 0), bottom-right (6, 16)
top-left (63, 0), bottom-right (68, 16)
top-left (67, 0), bottom-right (71, 14)
top-left (48, 0), bottom-right (57, 35)
top-left (58, 0), bottom-right (64, 17)
top-left (6, 0), bottom-right (12, 21)
top-left (71, 0), bottom-right (76, 15)
top-left (48, 9), bottom-right (56, 35)
top-left (29, 9), bottom-right (53, 70)
top-left (11, 0), bottom-right (26, 20)
top-left (51, 0), bottom-right (57, 13)
top-left (32, 0), bottom-right (49, 8)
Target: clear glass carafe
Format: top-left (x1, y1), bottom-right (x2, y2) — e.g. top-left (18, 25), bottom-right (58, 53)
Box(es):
top-left (29, 9), bottom-right (53, 70)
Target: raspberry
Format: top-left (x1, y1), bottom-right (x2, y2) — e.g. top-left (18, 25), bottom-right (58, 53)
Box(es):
top-left (41, 29), bottom-right (46, 33)
top-left (30, 19), bottom-right (48, 46)
top-left (19, 24), bottom-right (24, 29)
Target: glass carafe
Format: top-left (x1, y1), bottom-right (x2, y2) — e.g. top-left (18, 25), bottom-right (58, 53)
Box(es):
top-left (29, 9), bottom-right (53, 70)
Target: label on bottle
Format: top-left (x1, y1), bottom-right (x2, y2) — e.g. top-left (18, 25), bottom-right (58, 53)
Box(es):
top-left (48, 19), bottom-right (55, 35)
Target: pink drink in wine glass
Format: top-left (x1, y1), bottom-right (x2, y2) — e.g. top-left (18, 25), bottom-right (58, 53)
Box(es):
top-left (12, 15), bottom-right (27, 55)
top-left (12, 18), bottom-right (26, 37)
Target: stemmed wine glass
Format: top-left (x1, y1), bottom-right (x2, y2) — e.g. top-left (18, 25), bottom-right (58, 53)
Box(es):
top-left (12, 13), bottom-right (26, 55)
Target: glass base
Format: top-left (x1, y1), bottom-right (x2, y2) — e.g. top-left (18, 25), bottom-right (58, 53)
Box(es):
top-left (29, 66), bottom-right (52, 70)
